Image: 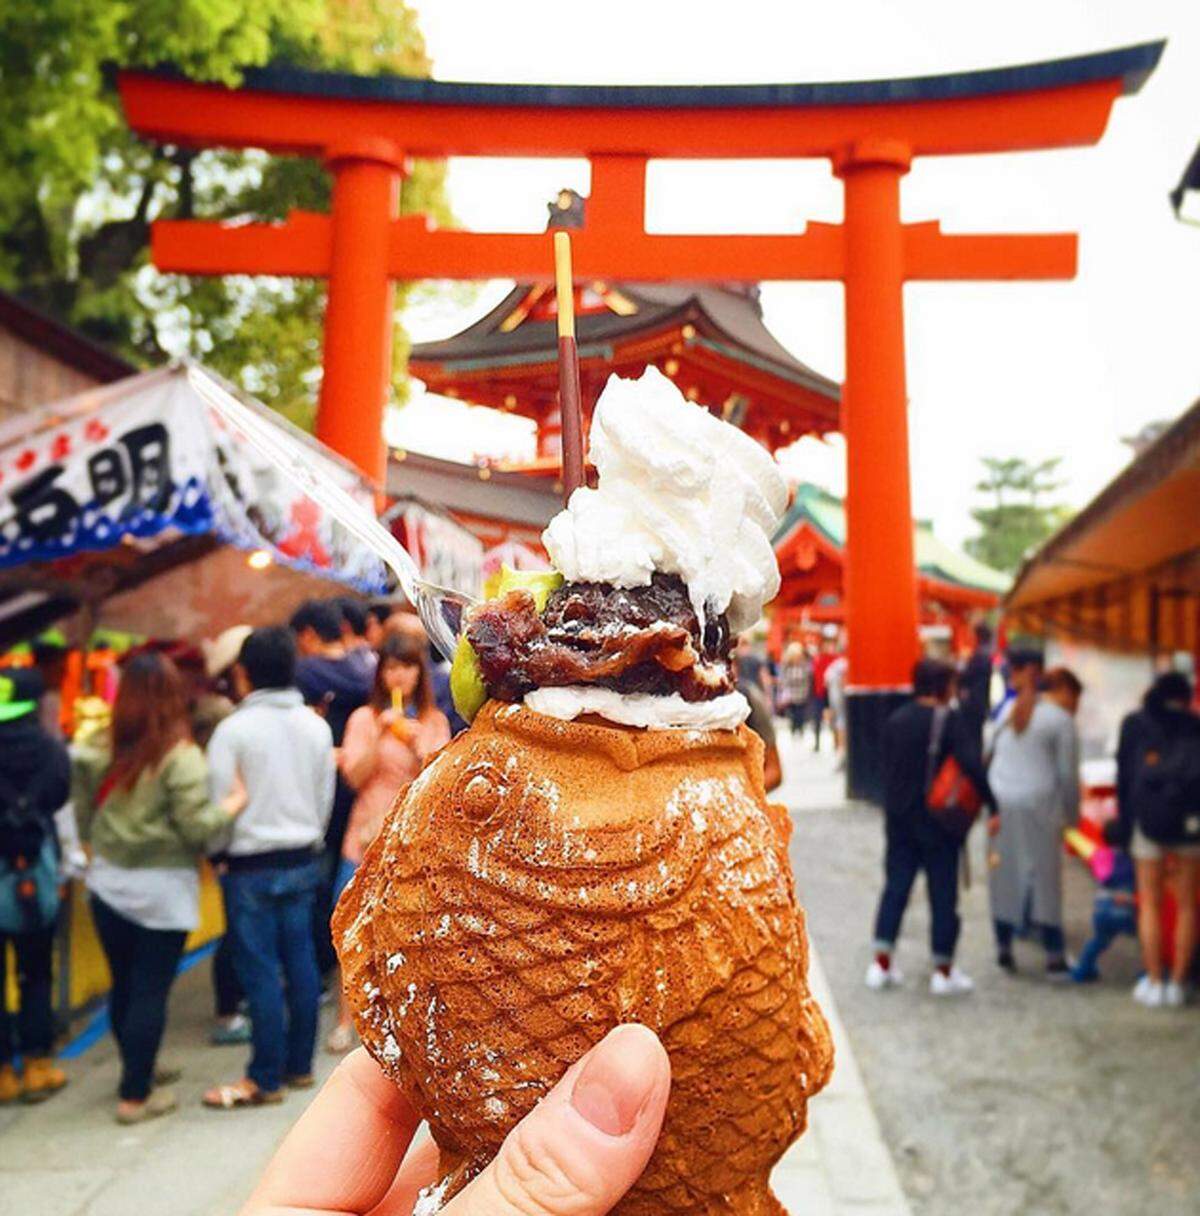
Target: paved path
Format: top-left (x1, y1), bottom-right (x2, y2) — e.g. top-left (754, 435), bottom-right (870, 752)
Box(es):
top-left (771, 729), bottom-right (912, 1216)
top-left (1, 730), bottom-right (910, 1216)
top-left (784, 731), bottom-right (1200, 1216)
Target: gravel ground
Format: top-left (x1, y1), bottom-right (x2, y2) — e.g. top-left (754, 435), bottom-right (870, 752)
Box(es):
top-left (786, 756), bottom-right (1200, 1216)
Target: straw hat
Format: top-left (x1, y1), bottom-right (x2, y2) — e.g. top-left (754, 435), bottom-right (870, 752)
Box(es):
top-left (203, 625), bottom-right (253, 678)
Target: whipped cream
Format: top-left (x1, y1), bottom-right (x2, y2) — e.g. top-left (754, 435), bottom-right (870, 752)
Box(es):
top-left (525, 687), bottom-right (750, 731)
top-left (542, 367), bottom-right (788, 632)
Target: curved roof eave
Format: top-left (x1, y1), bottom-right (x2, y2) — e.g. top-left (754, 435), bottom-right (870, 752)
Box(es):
top-left (411, 287), bottom-right (840, 403)
top-left (175, 42), bottom-right (1165, 108)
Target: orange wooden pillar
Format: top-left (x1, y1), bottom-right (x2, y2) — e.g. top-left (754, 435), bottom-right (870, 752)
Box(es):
top-left (316, 139), bottom-right (405, 487)
top-left (835, 139), bottom-right (921, 800)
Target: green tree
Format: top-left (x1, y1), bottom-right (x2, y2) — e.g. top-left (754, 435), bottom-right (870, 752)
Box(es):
top-left (965, 456), bottom-right (1073, 573)
top-left (0, 0), bottom-right (450, 429)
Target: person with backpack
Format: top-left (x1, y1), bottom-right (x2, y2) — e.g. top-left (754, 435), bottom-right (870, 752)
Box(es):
top-left (72, 652), bottom-right (247, 1124)
top-left (1106, 672), bottom-right (1200, 1008)
top-left (0, 668), bottom-right (70, 1105)
top-left (867, 658), bottom-right (993, 997)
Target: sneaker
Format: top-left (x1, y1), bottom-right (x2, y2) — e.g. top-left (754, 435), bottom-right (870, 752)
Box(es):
top-left (21, 1057), bottom-right (68, 1104)
top-left (115, 1087), bottom-right (178, 1125)
top-left (1045, 958), bottom-right (1072, 983)
top-left (930, 967), bottom-right (974, 997)
top-left (1133, 976), bottom-right (1165, 1007)
top-left (1163, 981), bottom-right (1188, 1008)
top-left (211, 1014), bottom-right (252, 1046)
top-left (865, 960), bottom-right (904, 991)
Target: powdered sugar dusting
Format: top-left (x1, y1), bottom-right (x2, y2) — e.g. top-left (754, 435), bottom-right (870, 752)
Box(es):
top-left (412, 1177), bottom-right (448, 1215)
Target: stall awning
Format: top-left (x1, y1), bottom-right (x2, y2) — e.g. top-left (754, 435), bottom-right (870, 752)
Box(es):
top-left (0, 363), bottom-right (386, 644)
top-left (1006, 396), bottom-right (1200, 653)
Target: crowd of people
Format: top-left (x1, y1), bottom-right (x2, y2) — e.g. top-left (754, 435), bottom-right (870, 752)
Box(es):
top-left (856, 626), bottom-right (1200, 1006)
top-left (3, 606), bottom-right (1197, 1121)
top-left (771, 636), bottom-right (849, 765)
top-left (0, 597), bottom-right (457, 1118)
top-left (734, 621), bottom-right (1200, 1007)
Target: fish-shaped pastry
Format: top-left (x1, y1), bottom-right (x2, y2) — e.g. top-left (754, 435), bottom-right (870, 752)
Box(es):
top-left (334, 701), bottom-right (833, 1215)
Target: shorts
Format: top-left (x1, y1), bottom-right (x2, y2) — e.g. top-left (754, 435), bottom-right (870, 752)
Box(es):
top-left (1130, 826), bottom-right (1200, 863)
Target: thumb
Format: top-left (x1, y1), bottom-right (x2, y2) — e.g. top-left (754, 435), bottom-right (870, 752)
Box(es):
top-left (444, 1024), bottom-right (671, 1216)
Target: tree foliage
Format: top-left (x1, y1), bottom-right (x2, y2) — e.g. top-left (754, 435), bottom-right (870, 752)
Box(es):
top-left (965, 456), bottom-right (1073, 574)
top-left (0, 0), bottom-right (450, 429)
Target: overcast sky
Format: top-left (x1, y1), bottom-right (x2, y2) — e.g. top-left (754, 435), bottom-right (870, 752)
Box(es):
top-left (392, 0), bottom-right (1200, 548)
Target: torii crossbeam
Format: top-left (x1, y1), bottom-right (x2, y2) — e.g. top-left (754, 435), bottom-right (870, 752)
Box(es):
top-left (118, 41), bottom-right (1163, 799)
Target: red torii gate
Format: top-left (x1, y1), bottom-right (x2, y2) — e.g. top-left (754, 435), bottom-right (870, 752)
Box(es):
top-left (118, 42), bottom-right (1162, 798)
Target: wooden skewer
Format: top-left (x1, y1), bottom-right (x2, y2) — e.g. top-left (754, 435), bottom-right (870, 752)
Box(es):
top-left (553, 229), bottom-right (585, 503)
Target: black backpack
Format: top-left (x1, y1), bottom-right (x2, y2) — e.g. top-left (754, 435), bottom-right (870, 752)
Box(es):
top-left (1134, 717), bottom-right (1200, 845)
top-left (0, 769), bottom-right (52, 864)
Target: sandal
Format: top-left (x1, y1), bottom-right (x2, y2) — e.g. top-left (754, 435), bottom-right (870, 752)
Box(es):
top-left (202, 1079), bottom-right (284, 1109)
top-left (286, 1073), bottom-right (316, 1090)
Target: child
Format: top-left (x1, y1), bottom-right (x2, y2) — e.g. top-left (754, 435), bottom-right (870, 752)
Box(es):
top-left (1071, 844), bottom-right (1137, 983)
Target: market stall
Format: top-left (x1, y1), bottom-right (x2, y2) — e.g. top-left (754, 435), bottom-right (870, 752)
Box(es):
top-left (0, 361), bottom-right (387, 646)
top-left (0, 362), bottom-right (388, 1014)
top-left (1006, 395), bottom-right (1200, 665)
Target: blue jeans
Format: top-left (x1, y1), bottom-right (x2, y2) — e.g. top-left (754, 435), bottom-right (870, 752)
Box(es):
top-left (332, 856), bottom-right (359, 907)
top-left (872, 814), bottom-right (962, 964)
top-left (1072, 896), bottom-right (1138, 981)
top-left (225, 859), bottom-right (323, 1094)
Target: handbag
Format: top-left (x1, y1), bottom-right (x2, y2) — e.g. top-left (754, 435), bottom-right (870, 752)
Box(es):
top-left (0, 771), bottom-right (62, 934)
top-left (926, 707), bottom-right (984, 838)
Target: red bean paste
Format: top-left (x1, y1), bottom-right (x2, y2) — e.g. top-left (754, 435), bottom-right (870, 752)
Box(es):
top-left (466, 573), bottom-right (734, 703)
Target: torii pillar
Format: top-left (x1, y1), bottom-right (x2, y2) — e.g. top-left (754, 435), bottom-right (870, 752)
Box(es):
top-left (835, 138), bottom-right (921, 779)
top-left (117, 41), bottom-right (1163, 799)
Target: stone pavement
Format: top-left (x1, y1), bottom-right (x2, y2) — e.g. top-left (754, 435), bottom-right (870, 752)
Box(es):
top-left (771, 727), bottom-right (912, 1216)
top-left (0, 728), bottom-right (910, 1216)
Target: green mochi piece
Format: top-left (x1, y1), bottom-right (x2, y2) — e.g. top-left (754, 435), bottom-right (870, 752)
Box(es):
top-left (450, 635), bottom-right (487, 723)
top-left (494, 564), bottom-right (564, 611)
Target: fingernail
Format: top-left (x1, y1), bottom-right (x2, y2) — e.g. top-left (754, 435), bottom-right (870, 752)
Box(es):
top-left (570, 1025), bottom-right (661, 1136)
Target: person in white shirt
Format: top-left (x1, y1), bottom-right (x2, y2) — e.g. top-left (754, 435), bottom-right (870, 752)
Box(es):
top-left (203, 627), bottom-right (335, 1109)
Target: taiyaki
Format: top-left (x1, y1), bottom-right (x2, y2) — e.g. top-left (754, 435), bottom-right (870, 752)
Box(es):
top-left (334, 701), bottom-right (832, 1214)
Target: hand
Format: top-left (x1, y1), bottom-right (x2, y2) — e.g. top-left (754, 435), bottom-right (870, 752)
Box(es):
top-left (987, 814), bottom-right (1001, 837)
top-left (223, 771), bottom-right (249, 818)
top-left (381, 710), bottom-right (413, 742)
top-left (243, 1024), bottom-right (671, 1216)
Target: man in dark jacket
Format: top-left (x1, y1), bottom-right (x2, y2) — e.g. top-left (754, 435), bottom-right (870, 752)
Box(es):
top-left (0, 668), bottom-right (70, 1103)
top-left (867, 659), bottom-right (993, 998)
